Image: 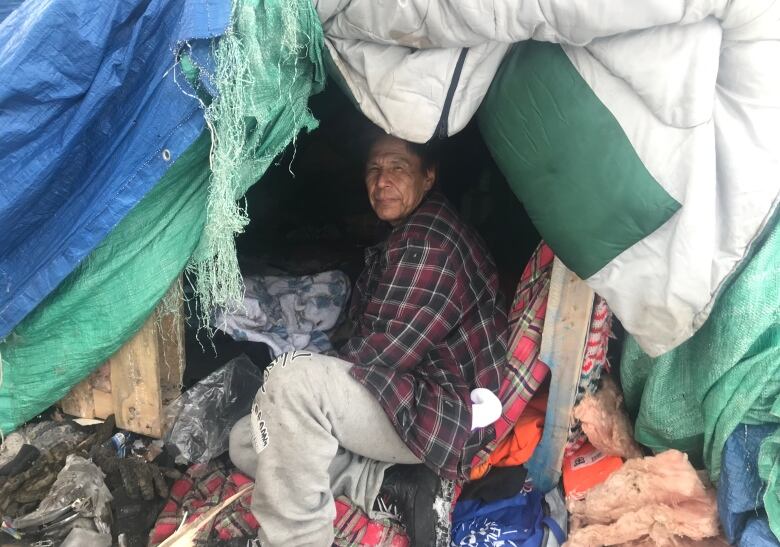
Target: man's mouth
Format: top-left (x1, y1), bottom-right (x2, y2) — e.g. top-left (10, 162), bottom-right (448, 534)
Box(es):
top-left (373, 195), bottom-right (399, 204)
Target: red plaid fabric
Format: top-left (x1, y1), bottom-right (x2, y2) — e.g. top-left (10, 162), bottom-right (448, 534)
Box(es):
top-left (333, 478), bottom-right (458, 546)
top-left (333, 497), bottom-right (409, 547)
top-left (564, 295), bottom-right (612, 456)
top-left (149, 461), bottom-right (411, 546)
top-left (470, 243), bottom-right (554, 470)
top-left (148, 461), bottom-right (258, 546)
top-left (341, 192), bottom-right (508, 480)
top-left (331, 242), bottom-right (611, 544)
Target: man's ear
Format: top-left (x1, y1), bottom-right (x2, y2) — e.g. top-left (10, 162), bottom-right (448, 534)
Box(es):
top-left (423, 166), bottom-right (436, 191)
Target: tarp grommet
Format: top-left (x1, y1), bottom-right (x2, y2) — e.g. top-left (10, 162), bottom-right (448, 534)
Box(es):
top-left (162, 149), bottom-right (171, 161)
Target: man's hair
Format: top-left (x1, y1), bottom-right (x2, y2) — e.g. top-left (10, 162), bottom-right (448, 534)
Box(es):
top-left (406, 140), bottom-right (440, 174)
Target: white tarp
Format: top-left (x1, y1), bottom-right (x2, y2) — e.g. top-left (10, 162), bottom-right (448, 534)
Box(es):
top-left (315, 0), bottom-right (780, 356)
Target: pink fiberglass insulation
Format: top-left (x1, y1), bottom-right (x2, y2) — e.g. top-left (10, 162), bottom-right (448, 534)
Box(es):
top-left (566, 450), bottom-right (720, 546)
top-left (573, 375), bottom-right (643, 460)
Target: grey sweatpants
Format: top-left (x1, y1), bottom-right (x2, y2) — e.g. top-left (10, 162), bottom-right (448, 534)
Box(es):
top-left (229, 351), bottom-right (422, 546)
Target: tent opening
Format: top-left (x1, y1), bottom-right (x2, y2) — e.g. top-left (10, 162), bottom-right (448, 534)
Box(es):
top-left (182, 80), bottom-right (542, 384)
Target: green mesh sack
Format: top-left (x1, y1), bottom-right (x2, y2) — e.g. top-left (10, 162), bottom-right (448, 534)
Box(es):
top-left (621, 214), bottom-right (780, 537)
top-left (0, 0), bottom-right (325, 434)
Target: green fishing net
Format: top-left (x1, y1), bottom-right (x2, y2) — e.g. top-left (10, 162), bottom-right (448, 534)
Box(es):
top-left (191, 0), bottom-right (325, 321)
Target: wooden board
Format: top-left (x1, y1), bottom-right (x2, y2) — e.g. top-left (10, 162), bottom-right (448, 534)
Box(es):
top-left (92, 389), bottom-right (113, 420)
top-left (59, 376), bottom-right (95, 418)
top-left (526, 257), bottom-right (595, 491)
top-left (109, 312), bottom-right (166, 437)
top-left (59, 280), bottom-right (185, 438)
top-left (157, 298), bottom-right (186, 406)
top-left (109, 282), bottom-right (185, 438)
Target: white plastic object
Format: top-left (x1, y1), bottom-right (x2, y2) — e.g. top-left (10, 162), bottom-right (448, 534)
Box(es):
top-left (470, 388), bottom-right (502, 430)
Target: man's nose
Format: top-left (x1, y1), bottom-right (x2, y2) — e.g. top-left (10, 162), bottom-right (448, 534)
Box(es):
top-left (375, 170), bottom-right (392, 188)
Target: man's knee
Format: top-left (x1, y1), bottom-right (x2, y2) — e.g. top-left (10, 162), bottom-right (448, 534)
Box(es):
top-left (229, 415), bottom-right (257, 477)
top-left (259, 350), bottom-right (329, 401)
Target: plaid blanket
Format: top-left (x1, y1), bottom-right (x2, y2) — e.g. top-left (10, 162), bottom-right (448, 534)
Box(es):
top-left (469, 242), bottom-right (613, 468)
top-left (333, 497), bottom-right (409, 546)
top-left (564, 296), bottom-right (612, 456)
top-left (148, 461), bottom-right (258, 546)
top-left (148, 461), bottom-right (413, 546)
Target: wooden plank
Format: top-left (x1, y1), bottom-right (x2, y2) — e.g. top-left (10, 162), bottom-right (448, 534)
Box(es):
top-left (59, 376), bottom-right (95, 419)
top-left (157, 283), bottom-right (185, 406)
top-left (92, 389), bottom-right (113, 420)
top-left (109, 312), bottom-right (165, 438)
top-left (60, 280), bottom-right (185, 437)
top-left (88, 363), bottom-right (112, 392)
top-left (526, 257), bottom-right (595, 491)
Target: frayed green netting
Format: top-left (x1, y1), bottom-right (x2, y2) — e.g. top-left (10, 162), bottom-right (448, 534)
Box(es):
top-left (0, 0), bottom-right (325, 433)
top-left (191, 0), bottom-right (325, 323)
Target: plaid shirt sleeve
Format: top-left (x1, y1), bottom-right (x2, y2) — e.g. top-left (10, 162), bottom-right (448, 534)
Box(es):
top-left (340, 239), bottom-right (462, 373)
top-left (340, 239), bottom-right (474, 476)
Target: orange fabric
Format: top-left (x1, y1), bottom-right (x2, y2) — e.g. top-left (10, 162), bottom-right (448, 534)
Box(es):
top-left (470, 396), bottom-right (547, 481)
top-left (562, 441), bottom-right (623, 499)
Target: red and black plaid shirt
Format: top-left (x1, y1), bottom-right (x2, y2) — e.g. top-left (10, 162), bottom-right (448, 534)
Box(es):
top-left (339, 192), bottom-right (508, 480)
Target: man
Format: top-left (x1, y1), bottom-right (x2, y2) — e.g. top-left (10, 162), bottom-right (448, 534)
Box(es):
top-left (229, 133), bottom-right (508, 546)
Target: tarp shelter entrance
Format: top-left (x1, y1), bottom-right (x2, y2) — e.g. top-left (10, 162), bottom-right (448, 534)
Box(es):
top-left (0, 0), bottom-right (779, 541)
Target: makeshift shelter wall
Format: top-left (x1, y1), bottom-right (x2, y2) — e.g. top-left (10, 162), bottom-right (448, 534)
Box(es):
top-left (621, 210), bottom-right (780, 537)
top-left (0, 0), bottom-right (229, 339)
top-left (319, 0), bottom-right (780, 358)
top-left (0, 135), bottom-right (209, 432)
top-left (0, 0), bottom-right (327, 433)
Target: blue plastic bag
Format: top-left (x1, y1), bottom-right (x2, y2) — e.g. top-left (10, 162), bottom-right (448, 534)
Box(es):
top-left (451, 484), bottom-right (565, 547)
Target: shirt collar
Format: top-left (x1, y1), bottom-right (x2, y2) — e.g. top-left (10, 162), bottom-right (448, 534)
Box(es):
top-left (363, 191), bottom-right (444, 265)
top-left (388, 189), bottom-right (441, 234)
top-left (364, 241), bottom-right (384, 265)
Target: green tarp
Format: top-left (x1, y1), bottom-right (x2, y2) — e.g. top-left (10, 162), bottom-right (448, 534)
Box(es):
top-left (0, 0), bottom-right (325, 434)
top-left (0, 134), bottom-right (210, 431)
top-left (622, 213), bottom-right (780, 537)
top-left (478, 41), bottom-right (680, 280)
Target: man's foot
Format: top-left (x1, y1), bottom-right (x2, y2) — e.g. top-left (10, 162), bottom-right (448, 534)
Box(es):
top-left (373, 464), bottom-right (441, 546)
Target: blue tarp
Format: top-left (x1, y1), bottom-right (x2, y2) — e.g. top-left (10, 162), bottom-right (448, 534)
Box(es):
top-left (0, 0), bottom-right (230, 338)
top-left (0, 0), bottom-right (25, 24)
top-left (719, 423), bottom-right (780, 547)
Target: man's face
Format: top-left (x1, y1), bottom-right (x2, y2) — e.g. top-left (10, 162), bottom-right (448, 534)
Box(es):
top-left (365, 135), bottom-right (435, 226)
